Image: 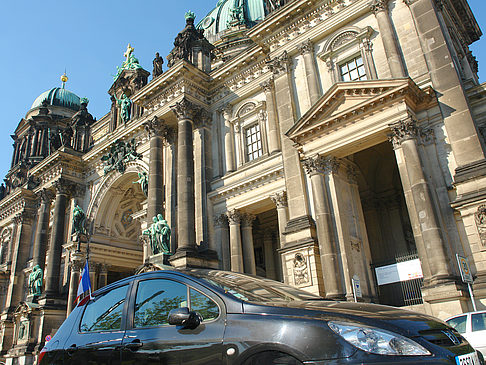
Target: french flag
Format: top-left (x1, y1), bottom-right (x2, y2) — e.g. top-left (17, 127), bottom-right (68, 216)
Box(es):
top-left (75, 260), bottom-right (92, 305)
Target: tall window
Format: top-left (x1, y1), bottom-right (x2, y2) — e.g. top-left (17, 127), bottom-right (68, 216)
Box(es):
top-left (340, 56), bottom-right (367, 81)
top-left (245, 124), bottom-right (263, 162)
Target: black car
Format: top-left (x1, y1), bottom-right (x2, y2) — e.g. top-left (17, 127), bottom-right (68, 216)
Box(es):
top-left (39, 269), bottom-right (484, 365)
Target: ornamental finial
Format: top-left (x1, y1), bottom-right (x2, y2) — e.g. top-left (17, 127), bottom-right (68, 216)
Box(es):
top-left (60, 72), bottom-right (68, 89)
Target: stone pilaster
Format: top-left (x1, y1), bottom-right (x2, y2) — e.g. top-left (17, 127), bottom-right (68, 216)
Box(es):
top-left (214, 214), bottom-right (230, 270)
top-left (389, 118), bottom-right (452, 285)
top-left (32, 189), bottom-right (53, 272)
top-left (44, 179), bottom-right (72, 298)
top-left (66, 251), bottom-right (84, 316)
top-left (270, 191), bottom-right (289, 247)
top-left (241, 213), bottom-right (256, 275)
top-left (370, 0), bottom-right (406, 78)
top-left (221, 104), bottom-right (236, 173)
top-left (298, 39), bottom-right (321, 106)
top-left (260, 79), bottom-right (281, 154)
top-left (303, 155), bottom-right (345, 300)
top-left (269, 51), bottom-right (316, 247)
top-left (227, 210), bottom-right (244, 272)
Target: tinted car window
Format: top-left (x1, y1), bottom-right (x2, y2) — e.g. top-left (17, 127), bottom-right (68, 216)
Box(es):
top-left (446, 315), bottom-right (467, 334)
top-left (188, 271), bottom-right (321, 302)
top-left (472, 313), bottom-right (486, 332)
top-left (80, 285), bottom-right (128, 332)
top-left (190, 288), bottom-right (219, 321)
top-left (134, 279), bottom-right (187, 328)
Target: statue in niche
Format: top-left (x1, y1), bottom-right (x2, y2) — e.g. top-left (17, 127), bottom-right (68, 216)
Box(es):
top-left (142, 214), bottom-right (171, 255)
top-left (18, 321), bottom-right (27, 340)
top-left (152, 52), bottom-right (164, 78)
top-left (293, 253), bottom-right (309, 286)
top-left (73, 204), bottom-right (86, 235)
top-left (28, 265), bottom-right (43, 297)
top-left (133, 171), bottom-right (148, 197)
top-left (114, 93), bottom-right (132, 123)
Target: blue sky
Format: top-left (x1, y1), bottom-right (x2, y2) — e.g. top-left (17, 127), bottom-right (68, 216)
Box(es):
top-left (0, 0), bottom-right (485, 182)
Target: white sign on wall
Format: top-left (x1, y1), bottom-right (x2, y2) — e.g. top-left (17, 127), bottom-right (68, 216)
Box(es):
top-left (375, 259), bottom-right (423, 286)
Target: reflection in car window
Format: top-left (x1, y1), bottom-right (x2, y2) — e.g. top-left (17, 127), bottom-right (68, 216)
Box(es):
top-left (190, 288), bottom-right (219, 321)
top-left (446, 315), bottom-right (467, 334)
top-left (472, 313), bottom-right (486, 332)
top-left (134, 279), bottom-right (187, 328)
top-left (188, 271), bottom-right (322, 302)
top-left (80, 285), bottom-right (128, 332)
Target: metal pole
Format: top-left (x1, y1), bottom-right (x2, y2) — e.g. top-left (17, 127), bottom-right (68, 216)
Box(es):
top-left (352, 278), bottom-right (357, 303)
top-left (468, 283), bottom-right (477, 312)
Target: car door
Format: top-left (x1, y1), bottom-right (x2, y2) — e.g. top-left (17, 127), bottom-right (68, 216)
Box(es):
top-left (121, 276), bottom-right (225, 365)
top-left (63, 284), bottom-right (130, 365)
top-left (469, 312), bottom-right (486, 356)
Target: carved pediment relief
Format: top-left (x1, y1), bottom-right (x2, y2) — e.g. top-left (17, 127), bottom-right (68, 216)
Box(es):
top-left (286, 78), bottom-right (434, 145)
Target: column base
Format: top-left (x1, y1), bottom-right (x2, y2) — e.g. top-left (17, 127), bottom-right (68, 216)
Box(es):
top-left (282, 215), bottom-right (316, 249)
top-left (169, 249), bottom-right (219, 269)
top-left (421, 279), bottom-right (471, 319)
top-left (454, 158), bottom-right (486, 184)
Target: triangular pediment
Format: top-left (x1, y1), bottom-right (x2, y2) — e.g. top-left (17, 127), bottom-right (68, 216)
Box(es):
top-left (287, 78), bottom-right (433, 143)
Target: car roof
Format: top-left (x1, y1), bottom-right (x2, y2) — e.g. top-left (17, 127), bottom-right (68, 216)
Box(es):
top-left (445, 310), bottom-right (486, 321)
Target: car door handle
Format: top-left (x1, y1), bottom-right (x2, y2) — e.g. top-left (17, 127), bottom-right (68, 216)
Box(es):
top-left (66, 344), bottom-right (78, 355)
top-left (124, 339), bottom-right (143, 351)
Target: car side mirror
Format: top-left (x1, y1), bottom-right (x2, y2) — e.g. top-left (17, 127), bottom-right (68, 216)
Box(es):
top-left (168, 307), bottom-right (201, 329)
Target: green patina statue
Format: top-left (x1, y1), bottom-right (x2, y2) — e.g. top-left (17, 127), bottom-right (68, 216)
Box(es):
top-left (133, 171), bottom-right (148, 196)
top-left (101, 138), bottom-right (142, 175)
top-left (114, 93), bottom-right (132, 123)
top-left (28, 265), bottom-right (43, 297)
top-left (142, 214), bottom-right (171, 255)
top-left (73, 204), bottom-right (86, 235)
top-left (114, 43), bottom-right (143, 80)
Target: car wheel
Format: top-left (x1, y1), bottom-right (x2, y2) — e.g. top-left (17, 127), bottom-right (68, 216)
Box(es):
top-left (242, 351), bottom-right (303, 365)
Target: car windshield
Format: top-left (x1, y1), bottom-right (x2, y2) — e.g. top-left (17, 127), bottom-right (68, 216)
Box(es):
top-left (188, 270), bottom-right (322, 302)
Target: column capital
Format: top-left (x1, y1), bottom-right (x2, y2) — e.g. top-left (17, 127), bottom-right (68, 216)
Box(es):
top-left (388, 117), bottom-right (419, 148)
top-left (270, 191), bottom-right (288, 208)
top-left (370, 0), bottom-right (389, 14)
top-left (226, 209), bottom-right (242, 225)
top-left (13, 210), bottom-right (35, 226)
top-left (193, 108), bottom-right (212, 130)
top-left (298, 39), bottom-right (314, 55)
top-left (241, 213), bottom-right (256, 227)
top-left (170, 98), bottom-right (200, 121)
top-left (214, 214), bottom-right (229, 228)
top-left (267, 51), bottom-right (292, 76)
top-left (260, 78), bottom-right (275, 93)
top-left (220, 103), bottom-right (233, 120)
top-left (303, 155), bottom-right (340, 176)
top-left (36, 188), bottom-right (54, 204)
top-left (144, 117), bottom-right (176, 144)
top-left (53, 178), bottom-right (74, 196)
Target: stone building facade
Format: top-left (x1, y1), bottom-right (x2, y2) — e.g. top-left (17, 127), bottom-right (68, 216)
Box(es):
top-left (1, 0), bottom-right (486, 363)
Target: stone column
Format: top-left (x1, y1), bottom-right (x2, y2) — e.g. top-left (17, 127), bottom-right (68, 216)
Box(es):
top-left (389, 118), bottom-right (451, 284)
top-left (214, 214), bottom-right (230, 270)
top-left (270, 191), bottom-right (289, 247)
top-left (303, 155), bottom-right (345, 299)
top-left (44, 179), bottom-right (71, 298)
top-left (260, 79), bottom-right (281, 154)
top-left (263, 231), bottom-right (277, 280)
top-left (269, 52), bottom-right (316, 244)
top-left (241, 213), bottom-right (256, 275)
top-left (298, 39), bottom-right (321, 105)
top-left (144, 117), bottom-right (175, 234)
top-left (66, 251), bottom-right (83, 316)
top-left (32, 189), bottom-right (53, 271)
top-left (171, 98), bottom-right (198, 255)
top-left (404, 0), bottom-right (485, 171)
top-left (193, 110), bottom-right (212, 247)
top-left (222, 105), bottom-right (235, 173)
top-left (227, 210), bottom-right (244, 272)
top-left (370, 0), bottom-right (406, 78)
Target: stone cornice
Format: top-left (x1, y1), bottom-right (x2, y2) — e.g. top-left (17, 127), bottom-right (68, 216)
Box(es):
top-left (287, 78), bottom-right (435, 145)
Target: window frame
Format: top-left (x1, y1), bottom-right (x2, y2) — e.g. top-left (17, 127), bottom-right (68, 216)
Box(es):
top-left (243, 122), bottom-right (264, 162)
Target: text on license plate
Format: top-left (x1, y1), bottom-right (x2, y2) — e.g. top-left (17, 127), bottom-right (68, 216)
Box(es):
top-left (456, 352), bottom-right (480, 365)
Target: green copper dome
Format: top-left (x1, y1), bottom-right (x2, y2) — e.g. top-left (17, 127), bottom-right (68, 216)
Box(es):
top-left (198, 0), bottom-right (268, 40)
top-left (31, 87), bottom-right (81, 111)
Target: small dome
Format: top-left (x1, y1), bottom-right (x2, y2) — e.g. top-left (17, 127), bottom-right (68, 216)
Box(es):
top-left (198, 0), bottom-right (268, 41)
top-left (30, 87), bottom-right (81, 111)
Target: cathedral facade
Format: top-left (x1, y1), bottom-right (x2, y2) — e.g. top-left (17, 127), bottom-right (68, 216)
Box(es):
top-left (1, 0), bottom-right (485, 363)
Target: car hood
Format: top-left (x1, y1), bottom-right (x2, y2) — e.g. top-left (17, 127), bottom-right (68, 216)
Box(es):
top-left (242, 300), bottom-right (448, 336)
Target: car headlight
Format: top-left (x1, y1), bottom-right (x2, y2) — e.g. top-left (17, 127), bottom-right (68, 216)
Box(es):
top-left (328, 321), bottom-right (431, 356)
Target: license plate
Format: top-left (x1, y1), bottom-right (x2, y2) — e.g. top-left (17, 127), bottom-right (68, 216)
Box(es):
top-left (456, 352), bottom-right (480, 365)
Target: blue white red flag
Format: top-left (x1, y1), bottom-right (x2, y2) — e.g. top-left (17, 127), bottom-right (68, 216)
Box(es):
top-left (75, 260), bottom-right (92, 304)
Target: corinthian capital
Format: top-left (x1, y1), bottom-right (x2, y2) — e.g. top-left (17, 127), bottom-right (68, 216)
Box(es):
top-left (260, 78), bottom-right (275, 93)
top-left (302, 155), bottom-right (340, 175)
top-left (388, 117), bottom-right (419, 148)
top-left (270, 191), bottom-right (288, 208)
top-left (144, 117), bottom-right (175, 144)
top-left (170, 98), bottom-right (200, 121)
top-left (370, 0), bottom-right (388, 14)
top-left (241, 213), bottom-right (256, 227)
top-left (37, 188), bottom-right (54, 204)
top-left (267, 51), bottom-right (292, 76)
top-left (226, 209), bottom-right (242, 224)
top-left (298, 39), bottom-right (314, 55)
top-left (53, 178), bottom-right (74, 196)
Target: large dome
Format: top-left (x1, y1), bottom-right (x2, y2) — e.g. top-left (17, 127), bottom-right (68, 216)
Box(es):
top-left (197, 0), bottom-right (268, 40)
top-left (30, 87), bottom-right (81, 112)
